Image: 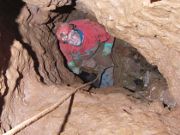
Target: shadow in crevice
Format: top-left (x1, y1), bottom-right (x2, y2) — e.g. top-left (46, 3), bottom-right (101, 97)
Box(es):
top-left (0, 0), bottom-right (25, 118)
top-left (13, 70), bottom-right (23, 95)
top-left (19, 40), bottom-right (45, 83)
top-left (48, 0), bottom-right (77, 31)
top-left (58, 94), bottom-right (75, 135)
top-left (0, 0), bottom-right (25, 75)
top-left (52, 0), bottom-right (76, 14)
top-left (150, 0), bottom-right (161, 3)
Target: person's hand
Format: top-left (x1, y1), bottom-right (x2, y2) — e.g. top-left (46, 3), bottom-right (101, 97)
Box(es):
top-left (102, 43), bottom-right (113, 56)
top-left (68, 61), bottom-right (81, 75)
top-left (102, 46), bottom-right (112, 56)
top-left (72, 67), bottom-right (81, 74)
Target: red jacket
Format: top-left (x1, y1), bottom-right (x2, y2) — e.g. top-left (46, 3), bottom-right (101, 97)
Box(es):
top-left (58, 19), bottom-right (114, 63)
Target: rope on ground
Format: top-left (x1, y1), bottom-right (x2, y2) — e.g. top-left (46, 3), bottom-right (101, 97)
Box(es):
top-left (3, 72), bottom-right (101, 135)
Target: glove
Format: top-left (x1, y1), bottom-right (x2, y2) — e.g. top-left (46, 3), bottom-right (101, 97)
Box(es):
top-left (102, 43), bottom-right (113, 56)
top-left (71, 67), bottom-right (81, 74)
top-left (68, 61), bottom-right (81, 74)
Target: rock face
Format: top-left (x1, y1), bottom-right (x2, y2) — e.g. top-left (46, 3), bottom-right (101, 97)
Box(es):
top-left (77, 0), bottom-right (180, 105)
top-left (0, 0), bottom-right (180, 135)
top-left (16, 4), bottom-right (78, 85)
top-left (0, 0), bottom-right (79, 133)
top-left (22, 0), bottom-right (71, 10)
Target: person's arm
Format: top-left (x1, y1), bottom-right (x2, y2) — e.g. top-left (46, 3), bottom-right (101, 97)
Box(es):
top-left (60, 45), bottom-right (81, 74)
top-left (95, 23), bottom-right (114, 56)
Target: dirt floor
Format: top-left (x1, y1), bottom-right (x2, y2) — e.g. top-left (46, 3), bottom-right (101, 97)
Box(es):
top-left (2, 72), bottom-right (180, 135)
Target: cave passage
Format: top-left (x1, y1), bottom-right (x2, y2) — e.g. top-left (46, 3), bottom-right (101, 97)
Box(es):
top-left (1, 1), bottom-right (179, 134)
top-left (55, 9), bottom-right (167, 99)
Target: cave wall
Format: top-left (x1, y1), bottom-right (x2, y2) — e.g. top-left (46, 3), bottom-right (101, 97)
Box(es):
top-left (16, 3), bottom-right (79, 85)
top-left (1, 0), bottom-right (180, 134)
top-left (0, 1), bottom-right (79, 131)
top-left (75, 0), bottom-right (180, 104)
top-left (21, 0), bottom-right (180, 104)
top-left (0, 0), bottom-right (78, 87)
top-left (14, 0), bottom-right (180, 104)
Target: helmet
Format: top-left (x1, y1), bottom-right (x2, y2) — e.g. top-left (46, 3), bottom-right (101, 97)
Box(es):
top-left (56, 23), bottom-right (73, 41)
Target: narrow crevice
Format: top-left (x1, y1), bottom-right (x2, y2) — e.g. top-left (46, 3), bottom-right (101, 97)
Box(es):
top-left (58, 94), bottom-right (74, 134)
top-left (19, 41), bottom-right (45, 83)
top-left (0, 0), bottom-right (25, 122)
top-left (150, 0), bottom-right (161, 3)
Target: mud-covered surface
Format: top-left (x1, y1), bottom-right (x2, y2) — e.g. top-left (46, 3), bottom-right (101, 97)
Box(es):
top-left (1, 71), bottom-right (180, 135)
top-left (112, 39), bottom-right (176, 108)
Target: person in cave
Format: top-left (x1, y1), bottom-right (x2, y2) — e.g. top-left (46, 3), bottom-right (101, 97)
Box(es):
top-left (56, 19), bottom-right (114, 88)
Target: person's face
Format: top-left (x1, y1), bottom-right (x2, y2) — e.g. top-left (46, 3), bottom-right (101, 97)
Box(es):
top-left (61, 30), bottom-right (81, 46)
